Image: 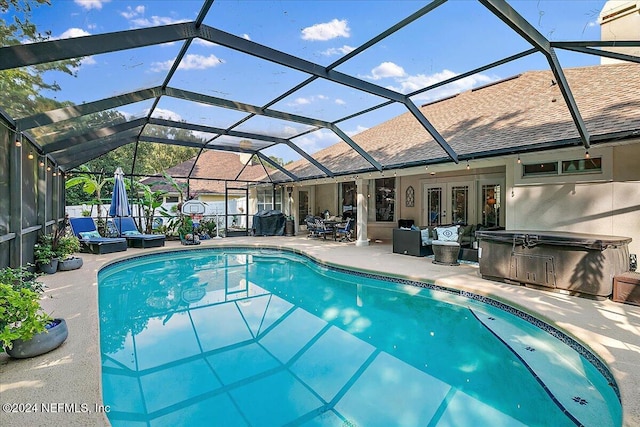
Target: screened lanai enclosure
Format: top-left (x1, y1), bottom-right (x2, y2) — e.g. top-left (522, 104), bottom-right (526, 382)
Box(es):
top-left (1, 0), bottom-right (639, 266)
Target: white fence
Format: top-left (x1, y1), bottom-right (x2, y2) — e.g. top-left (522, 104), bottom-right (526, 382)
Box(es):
top-left (66, 199), bottom-right (248, 230)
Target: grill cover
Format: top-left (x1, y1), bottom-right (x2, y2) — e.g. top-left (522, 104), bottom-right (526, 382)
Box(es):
top-left (253, 210), bottom-right (285, 236)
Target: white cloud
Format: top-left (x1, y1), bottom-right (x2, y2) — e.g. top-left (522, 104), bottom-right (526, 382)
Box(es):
top-left (148, 108), bottom-right (183, 122)
top-left (292, 129), bottom-right (339, 154)
top-left (121, 5), bottom-right (145, 20)
top-left (287, 94), bottom-right (330, 107)
top-left (193, 39), bottom-right (218, 47)
top-left (335, 99), bottom-right (346, 105)
top-left (365, 62), bottom-right (406, 80)
top-left (242, 34), bottom-right (251, 41)
top-left (129, 16), bottom-right (189, 28)
top-left (292, 97), bottom-right (311, 106)
top-left (346, 125), bottom-right (369, 137)
top-left (57, 28), bottom-right (91, 39)
top-left (150, 54), bottom-right (224, 72)
top-left (301, 19), bottom-right (350, 41)
top-left (388, 69), bottom-right (496, 101)
top-left (321, 45), bottom-right (355, 56)
top-left (74, 0), bottom-right (110, 10)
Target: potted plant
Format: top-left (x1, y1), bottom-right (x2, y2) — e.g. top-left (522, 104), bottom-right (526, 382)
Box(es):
top-left (57, 235), bottom-right (82, 271)
top-left (0, 266), bottom-right (68, 358)
top-left (34, 235), bottom-right (58, 274)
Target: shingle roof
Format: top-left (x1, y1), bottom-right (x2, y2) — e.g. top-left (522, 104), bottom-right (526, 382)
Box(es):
top-left (272, 63), bottom-right (640, 181)
top-left (143, 150), bottom-right (268, 196)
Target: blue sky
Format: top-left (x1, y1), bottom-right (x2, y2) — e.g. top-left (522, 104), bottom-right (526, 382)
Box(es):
top-left (14, 0), bottom-right (612, 162)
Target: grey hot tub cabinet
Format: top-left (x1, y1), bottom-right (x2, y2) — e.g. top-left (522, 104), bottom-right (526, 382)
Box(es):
top-left (476, 230), bottom-right (631, 298)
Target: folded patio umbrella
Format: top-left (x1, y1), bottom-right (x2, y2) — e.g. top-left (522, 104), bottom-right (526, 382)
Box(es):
top-left (108, 167), bottom-right (131, 236)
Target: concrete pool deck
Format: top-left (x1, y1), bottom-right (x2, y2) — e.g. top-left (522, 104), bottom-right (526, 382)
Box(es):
top-left (1, 236), bottom-right (639, 426)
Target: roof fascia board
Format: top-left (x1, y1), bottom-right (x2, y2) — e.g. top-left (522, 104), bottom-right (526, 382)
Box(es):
top-left (42, 118), bottom-right (147, 154)
top-left (16, 87), bottom-right (162, 130)
top-left (0, 23), bottom-right (197, 70)
top-left (553, 45), bottom-right (640, 64)
top-left (256, 153), bottom-right (299, 181)
top-left (197, 24), bottom-right (406, 103)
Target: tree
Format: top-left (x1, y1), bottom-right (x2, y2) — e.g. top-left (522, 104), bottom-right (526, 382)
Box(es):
top-left (0, 0), bottom-right (80, 118)
top-left (64, 165), bottom-right (112, 223)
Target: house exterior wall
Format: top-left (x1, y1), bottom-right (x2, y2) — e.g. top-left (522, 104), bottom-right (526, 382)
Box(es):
top-left (507, 142), bottom-right (639, 256)
top-left (599, 0), bottom-right (640, 64)
top-left (315, 183), bottom-right (338, 217)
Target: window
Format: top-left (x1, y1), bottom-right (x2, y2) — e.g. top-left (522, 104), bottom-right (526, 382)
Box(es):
top-left (522, 162), bottom-right (558, 176)
top-left (256, 187), bottom-right (273, 212)
top-left (165, 196), bottom-right (179, 203)
top-left (481, 184), bottom-right (500, 227)
top-left (341, 181), bottom-right (356, 218)
top-left (375, 178), bottom-right (395, 221)
top-left (562, 157), bottom-right (601, 174)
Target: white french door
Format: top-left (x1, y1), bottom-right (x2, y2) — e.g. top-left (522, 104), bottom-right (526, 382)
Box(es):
top-left (423, 181), bottom-right (475, 226)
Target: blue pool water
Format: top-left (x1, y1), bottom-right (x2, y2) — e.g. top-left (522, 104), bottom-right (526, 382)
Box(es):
top-left (98, 248), bottom-right (621, 427)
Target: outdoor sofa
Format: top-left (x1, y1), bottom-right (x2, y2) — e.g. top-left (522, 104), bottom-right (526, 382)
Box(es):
top-left (392, 224), bottom-right (480, 259)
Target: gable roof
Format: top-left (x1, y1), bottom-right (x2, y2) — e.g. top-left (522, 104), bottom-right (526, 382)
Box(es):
top-left (269, 63), bottom-right (640, 181)
top-left (143, 150), bottom-right (268, 196)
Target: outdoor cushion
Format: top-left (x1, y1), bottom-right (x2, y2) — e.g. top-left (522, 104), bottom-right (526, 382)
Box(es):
top-left (435, 226), bottom-right (459, 242)
top-left (123, 230), bottom-right (141, 236)
top-left (420, 228), bottom-right (432, 246)
top-left (79, 230), bottom-right (102, 239)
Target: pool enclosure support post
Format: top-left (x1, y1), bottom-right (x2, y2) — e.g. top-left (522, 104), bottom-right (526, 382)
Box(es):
top-left (355, 178), bottom-right (369, 247)
top-left (214, 211), bottom-right (222, 239)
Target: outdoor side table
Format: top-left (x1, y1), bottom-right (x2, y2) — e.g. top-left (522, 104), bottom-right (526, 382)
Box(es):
top-left (432, 240), bottom-right (460, 266)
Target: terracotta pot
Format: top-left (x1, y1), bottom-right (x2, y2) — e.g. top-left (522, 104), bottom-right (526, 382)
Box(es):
top-left (6, 318), bottom-right (68, 359)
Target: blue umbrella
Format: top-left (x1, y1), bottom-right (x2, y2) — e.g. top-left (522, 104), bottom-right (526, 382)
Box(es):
top-left (109, 167), bottom-right (131, 236)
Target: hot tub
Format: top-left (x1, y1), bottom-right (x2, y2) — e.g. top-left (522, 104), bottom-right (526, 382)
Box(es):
top-left (476, 230), bottom-right (631, 298)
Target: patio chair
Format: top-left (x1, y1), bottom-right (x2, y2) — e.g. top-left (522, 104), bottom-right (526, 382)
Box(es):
top-left (69, 217), bottom-right (128, 255)
top-left (113, 217), bottom-right (166, 248)
top-left (306, 215), bottom-right (321, 238)
top-left (315, 218), bottom-right (335, 240)
top-left (334, 218), bottom-right (354, 242)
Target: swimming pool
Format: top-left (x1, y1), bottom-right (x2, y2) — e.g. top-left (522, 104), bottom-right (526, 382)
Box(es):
top-left (98, 247), bottom-right (621, 426)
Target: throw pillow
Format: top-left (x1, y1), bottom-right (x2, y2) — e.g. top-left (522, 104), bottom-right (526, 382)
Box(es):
top-left (420, 228), bottom-right (432, 246)
top-left (435, 226), bottom-right (459, 242)
top-left (410, 225), bottom-right (420, 231)
top-left (80, 230), bottom-right (101, 239)
top-left (123, 230), bottom-right (141, 236)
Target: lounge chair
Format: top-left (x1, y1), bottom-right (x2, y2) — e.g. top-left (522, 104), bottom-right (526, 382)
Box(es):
top-left (335, 218), bottom-right (354, 242)
top-left (69, 217), bottom-right (128, 255)
top-left (112, 217), bottom-right (166, 248)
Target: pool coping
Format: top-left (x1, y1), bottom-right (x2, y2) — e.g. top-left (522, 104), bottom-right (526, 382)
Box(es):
top-left (1, 237), bottom-right (638, 426)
